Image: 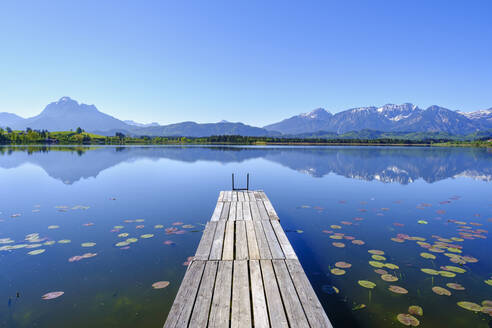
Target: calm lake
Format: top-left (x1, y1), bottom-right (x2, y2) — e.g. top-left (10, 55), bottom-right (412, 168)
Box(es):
top-left (0, 145), bottom-right (491, 328)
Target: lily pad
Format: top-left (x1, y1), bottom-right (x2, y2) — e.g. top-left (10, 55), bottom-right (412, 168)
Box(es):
top-left (374, 269), bottom-right (388, 275)
top-left (48, 225), bottom-right (60, 229)
top-left (446, 283), bottom-right (465, 290)
top-left (439, 271), bottom-right (456, 278)
top-left (408, 305), bottom-right (423, 316)
top-left (140, 234), bottom-right (154, 239)
top-left (432, 286), bottom-right (451, 296)
top-left (389, 285), bottom-right (408, 294)
top-left (42, 291), bottom-right (64, 300)
top-left (384, 263), bottom-right (399, 270)
top-left (372, 255), bottom-right (386, 261)
top-left (358, 280), bottom-right (376, 289)
top-left (420, 252), bottom-right (436, 260)
top-left (118, 233), bottom-right (129, 238)
top-left (457, 301), bottom-right (481, 312)
top-left (126, 238), bottom-right (138, 243)
top-left (330, 268), bottom-right (346, 275)
top-left (352, 240), bottom-right (365, 245)
top-left (368, 250), bottom-right (385, 255)
top-left (396, 313), bottom-right (420, 326)
top-left (81, 242), bottom-right (96, 247)
top-left (421, 268), bottom-right (439, 275)
top-left (441, 266), bottom-right (466, 274)
top-left (381, 274), bottom-right (398, 282)
top-left (28, 249), bottom-right (45, 255)
top-left (154, 225), bottom-right (164, 229)
top-left (369, 261), bottom-right (385, 268)
top-left (58, 240), bottom-right (71, 244)
top-left (115, 241), bottom-right (130, 247)
top-left (335, 261), bottom-right (352, 269)
top-left (332, 242), bottom-right (345, 248)
top-left (418, 220), bottom-right (428, 224)
top-left (485, 279), bottom-right (492, 286)
top-left (152, 281), bottom-right (170, 289)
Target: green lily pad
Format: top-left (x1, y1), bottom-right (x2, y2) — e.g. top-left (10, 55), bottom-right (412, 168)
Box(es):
top-left (421, 268), bottom-right (439, 275)
top-left (397, 313), bottom-right (420, 326)
top-left (58, 240), bottom-right (71, 244)
top-left (28, 249), bottom-right (45, 255)
top-left (384, 263), bottom-right (399, 270)
top-left (432, 286), bottom-right (451, 296)
top-left (439, 271), bottom-right (456, 278)
top-left (420, 252), bottom-right (436, 260)
top-left (81, 242), bottom-right (96, 247)
top-left (408, 305), bottom-right (423, 316)
top-left (358, 280), bottom-right (376, 289)
top-left (126, 238), bottom-right (138, 243)
top-left (115, 241), bottom-right (130, 247)
top-left (118, 233), bottom-right (129, 238)
top-left (417, 220), bottom-right (428, 224)
top-left (372, 255), bottom-right (386, 261)
top-left (441, 266), bottom-right (466, 273)
top-left (368, 250), bottom-right (385, 255)
top-left (369, 261), bottom-right (385, 268)
top-left (140, 234), bottom-right (154, 239)
top-left (457, 301), bottom-right (482, 312)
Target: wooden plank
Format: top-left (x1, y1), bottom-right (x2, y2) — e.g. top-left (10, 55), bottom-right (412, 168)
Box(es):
top-left (253, 191), bottom-right (263, 201)
top-left (236, 201), bottom-right (244, 220)
top-left (286, 259), bottom-right (333, 328)
top-left (235, 221), bottom-right (248, 260)
top-left (195, 221), bottom-right (217, 260)
top-left (256, 201), bottom-right (270, 220)
top-left (229, 201), bottom-right (237, 221)
top-left (243, 191), bottom-right (250, 202)
top-left (245, 220), bottom-right (260, 260)
top-left (225, 191), bottom-right (232, 202)
top-left (232, 191), bottom-right (238, 202)
top-left (249, 260), bottom-right (270, 328)
top-left (223, 221), bottom-right (235, 260)
top-left (253, 220), bottom-right (272, 259)
top-left (211, 201), bottom-right (224, 222)
top-left (242, 202), bottom-right (252, 221)
top-left (231, 260), bottom-right (252, 328)
top-left (210, 220), bottom-right (226, 260)
top-left (238, 191), bottom-right (245, 202)
top-left (271, 220), bottom-right (297, 260)
top-left (262, 196), bottom-right (279, 220)
top-left (163, 260), bottom-right (206, 328)
top-left (262, 220), bottom-right (285, 259)
top-left (260, 260), bottom-right (289, 328)
top-left (249, 201), bottom-right (261, 221)
top-left (218, 191), bottom-right (225, 202)
top-left (188, 261), bottom-right (219, 328)
top-left (209, 261), bottom-right (233, 328)
top-left (272, 260), bottom-right (310, 328)
top-left (220, 202), bottom-right (230, 221)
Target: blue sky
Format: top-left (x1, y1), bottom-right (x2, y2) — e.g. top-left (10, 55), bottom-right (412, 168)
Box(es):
top-left (0, 1), bottom-right (491, 126)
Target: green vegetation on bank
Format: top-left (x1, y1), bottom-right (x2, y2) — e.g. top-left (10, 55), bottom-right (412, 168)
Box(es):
top-left (0, 127), bottom-right (491, 147)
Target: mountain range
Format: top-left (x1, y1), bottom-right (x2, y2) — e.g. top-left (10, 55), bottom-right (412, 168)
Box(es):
top-left (1, 97), bottom-right (491, 137)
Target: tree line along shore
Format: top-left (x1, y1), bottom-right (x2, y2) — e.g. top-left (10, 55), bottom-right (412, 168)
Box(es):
top-left (0, 128), bottom-right (491, 147)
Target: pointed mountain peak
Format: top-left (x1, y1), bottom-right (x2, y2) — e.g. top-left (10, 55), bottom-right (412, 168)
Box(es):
top-left (300, 108), bottom-right (331, 119)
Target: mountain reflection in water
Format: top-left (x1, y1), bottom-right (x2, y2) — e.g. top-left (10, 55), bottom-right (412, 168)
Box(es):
top-left (0, 145), bottom-right (491, 184)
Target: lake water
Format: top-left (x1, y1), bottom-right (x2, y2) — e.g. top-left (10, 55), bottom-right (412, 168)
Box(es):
top-left (0, 145), bottom-right (491, 328)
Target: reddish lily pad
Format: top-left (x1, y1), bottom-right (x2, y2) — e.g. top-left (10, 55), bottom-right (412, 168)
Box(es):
top-left (432, 286), bottom-right (451, 296)
top-left (42, 291), bottom-right (64, 300)
top-left (152, 281), bottom-right (170, 289)
top-left (389, 285), bottom-right (408, 294)
top-left (397, 313), bottom-right (420, 326)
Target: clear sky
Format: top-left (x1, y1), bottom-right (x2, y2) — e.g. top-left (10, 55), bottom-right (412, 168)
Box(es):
top-left (0, 1), bottom-right (491, 126)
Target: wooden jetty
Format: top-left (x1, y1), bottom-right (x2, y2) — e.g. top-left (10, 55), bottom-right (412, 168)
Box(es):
top-left (164, 190), bottom-right (333, 328)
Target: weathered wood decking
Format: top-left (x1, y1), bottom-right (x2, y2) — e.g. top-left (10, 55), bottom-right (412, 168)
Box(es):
top-left (164, 190), bottom-right (333, 328)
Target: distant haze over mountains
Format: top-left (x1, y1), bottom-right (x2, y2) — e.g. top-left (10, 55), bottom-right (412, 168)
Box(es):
top-left (1, 97), bottom-right (491, 137)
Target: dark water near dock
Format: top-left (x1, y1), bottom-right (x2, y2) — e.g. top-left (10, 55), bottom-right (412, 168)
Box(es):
top-left (0, 145), bottom-right (491, 328)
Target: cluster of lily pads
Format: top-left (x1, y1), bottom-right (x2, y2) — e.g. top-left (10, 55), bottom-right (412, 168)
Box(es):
top-left (316, 194), bottom-right (491, 326)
